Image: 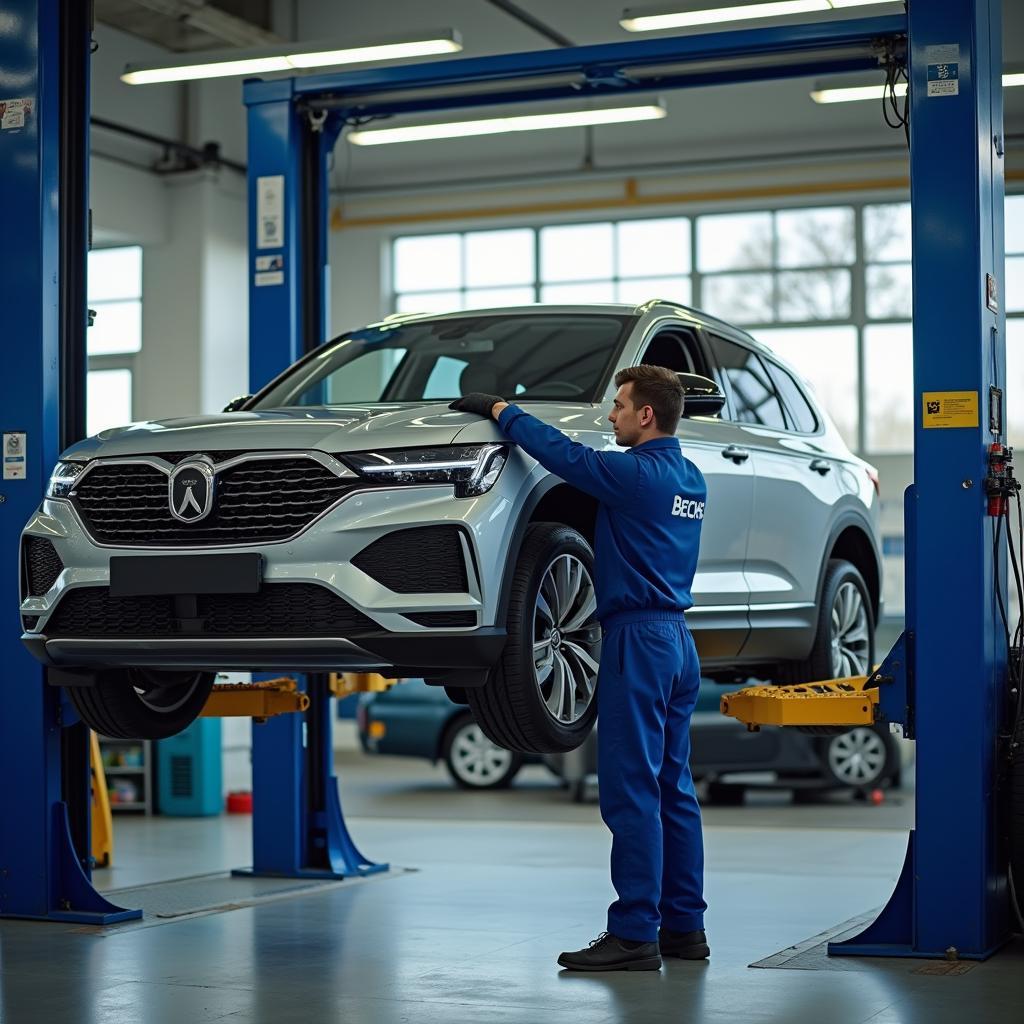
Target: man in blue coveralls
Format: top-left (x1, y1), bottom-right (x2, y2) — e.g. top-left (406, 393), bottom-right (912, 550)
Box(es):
top-left (450, 364), bottom-right (709, 973)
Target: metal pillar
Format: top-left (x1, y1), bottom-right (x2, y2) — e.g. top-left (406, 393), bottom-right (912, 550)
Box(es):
top-left (0, 0), bottom-right (138, 924)
top-left (241, 81), bottom-right (383, 879)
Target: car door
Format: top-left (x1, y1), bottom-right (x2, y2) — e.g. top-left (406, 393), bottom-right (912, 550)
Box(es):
top-left (703, 331), bottom-right (845, 660)
top-left (636, 323), bottom-right (752, 660)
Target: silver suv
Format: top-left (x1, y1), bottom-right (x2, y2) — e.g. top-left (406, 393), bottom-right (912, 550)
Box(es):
top-left (20, 302), bottom-right (881, 751)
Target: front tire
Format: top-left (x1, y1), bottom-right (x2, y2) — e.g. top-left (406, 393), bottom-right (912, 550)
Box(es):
top-left (468, 523), bottom-right (601, 754)
top-left (443, 716), bottom-right (522, 789)
top-left (67, 668), bottom-right (215, 739)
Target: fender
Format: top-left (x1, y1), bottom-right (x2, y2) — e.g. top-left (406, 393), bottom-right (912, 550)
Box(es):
top-left (814, 510), bottom-right (883, 622)
top-left (494, 474), bottom-right (567, 628)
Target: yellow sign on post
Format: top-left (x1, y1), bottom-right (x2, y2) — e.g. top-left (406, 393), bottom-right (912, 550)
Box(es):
top-left (922, 390), bottom-right (979, 429)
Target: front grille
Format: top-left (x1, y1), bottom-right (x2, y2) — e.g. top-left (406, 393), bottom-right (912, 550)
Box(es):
top-left (22, 616), bottom-right (40, 632)
top-left (405, 611), bottom-right (477, 628)
top-left (44, 583), bottom-right (377, 638)
top-left (23, 537), bottom-right (64, 595)
top-left (72, 457), bottom-right (357, 546)
top-left (353, 526), bottom-right (468, 593)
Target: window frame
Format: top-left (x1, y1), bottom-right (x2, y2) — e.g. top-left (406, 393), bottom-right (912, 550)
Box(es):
top-left (87, 244), bottom-right (142, 434)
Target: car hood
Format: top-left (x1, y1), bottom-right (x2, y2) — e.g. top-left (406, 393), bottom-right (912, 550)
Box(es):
top-left (62, 404), bottom-right (477, 461)
top-left (61, 401), bottom-right (609, 462)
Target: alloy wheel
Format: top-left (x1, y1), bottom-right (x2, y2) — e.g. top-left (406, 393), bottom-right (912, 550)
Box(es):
top-left (829, 580), bottom-right (870, 676)
top-left (827, 727), bottom-right (887, 786)
top-left (449, 722), bottom-right (515, 786)
top-left (532, 553), bottom-right (600, 726)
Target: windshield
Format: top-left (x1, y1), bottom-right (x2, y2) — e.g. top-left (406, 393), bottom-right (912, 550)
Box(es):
top-left (251, 313), bottom-right (634, 409)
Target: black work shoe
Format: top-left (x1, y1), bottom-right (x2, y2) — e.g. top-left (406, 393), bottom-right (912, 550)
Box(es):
top-left (658, 927), bottom-right (710, 960)
top-left (557, 932), bottom-right (662, 972)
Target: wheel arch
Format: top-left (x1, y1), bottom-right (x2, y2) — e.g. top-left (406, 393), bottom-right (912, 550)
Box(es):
top-left (495, 477), bottom-right (598, 626)
top-left (822, 516), bottom-right (882, 624)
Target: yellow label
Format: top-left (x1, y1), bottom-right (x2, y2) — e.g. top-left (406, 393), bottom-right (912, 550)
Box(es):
top-left (922, 391), bottom-right (979, 429)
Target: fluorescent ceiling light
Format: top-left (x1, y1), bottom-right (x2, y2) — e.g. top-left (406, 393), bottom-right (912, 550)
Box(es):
top-left (811, 72), bottom-right (1023, 103)
top-left (347, 102), bottom-right (667, 146)
top-left (620, 1), bottom-right (896, 32)
top-left (122, 30), bottom-right (462, 85)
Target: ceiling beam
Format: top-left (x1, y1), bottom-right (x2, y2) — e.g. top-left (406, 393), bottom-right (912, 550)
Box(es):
top-left (483, 0), bottom-right (575, 48)
top-left (123, 0), bottom-right (282, 48)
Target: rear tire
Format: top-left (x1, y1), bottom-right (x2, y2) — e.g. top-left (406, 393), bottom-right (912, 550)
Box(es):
top-left (67, 668), bottom-right (214, 739)
top-left (468, 523), bottom-right (600, 754)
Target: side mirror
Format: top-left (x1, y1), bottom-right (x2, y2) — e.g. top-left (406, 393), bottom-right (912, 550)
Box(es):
top-left (222, 395), bottom-right (253, 413)
top-left (676, 374), bottom-right (725, 418)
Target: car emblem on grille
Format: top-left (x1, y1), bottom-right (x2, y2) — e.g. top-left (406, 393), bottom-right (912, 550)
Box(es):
top-left (168, 459), bottom-right (215, 524)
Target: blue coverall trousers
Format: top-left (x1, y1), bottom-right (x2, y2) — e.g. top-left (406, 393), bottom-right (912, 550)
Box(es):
top-left (597, 611), bottom-right (706, 943)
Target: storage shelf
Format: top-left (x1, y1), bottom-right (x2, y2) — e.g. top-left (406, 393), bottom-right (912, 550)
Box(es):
top-left (98, 737), bottom-right (152, 814)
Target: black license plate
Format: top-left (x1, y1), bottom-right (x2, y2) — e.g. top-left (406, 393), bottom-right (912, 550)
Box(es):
top-left (109, 553), bottom-right (263, 597)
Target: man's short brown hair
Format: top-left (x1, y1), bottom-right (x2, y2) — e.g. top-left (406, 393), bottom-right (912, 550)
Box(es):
top-left (614, 364), bottom-right (685, 432)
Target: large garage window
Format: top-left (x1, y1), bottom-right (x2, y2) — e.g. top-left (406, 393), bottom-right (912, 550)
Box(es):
top-left (391, 194), bottom-right (1023, 456)
top-left (87, 245), bottom-right (141, 436)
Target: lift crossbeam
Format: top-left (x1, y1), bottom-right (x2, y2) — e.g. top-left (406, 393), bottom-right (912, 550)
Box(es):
top-left (245, 14), bottom-right (907, 119)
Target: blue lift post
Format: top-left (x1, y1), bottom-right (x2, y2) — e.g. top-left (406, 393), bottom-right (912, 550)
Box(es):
top-left (0, 0), bottom-right (139, 924)
top-left (243, 4), bottom-right (1014, 957)
top-left (241, 82), bottom-right (384, 879)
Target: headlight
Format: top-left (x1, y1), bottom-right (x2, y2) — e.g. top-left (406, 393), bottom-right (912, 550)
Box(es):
top-left (46, 461), bottom-right (86, 498)
top-left (344, 445), bottom-right (507, 498)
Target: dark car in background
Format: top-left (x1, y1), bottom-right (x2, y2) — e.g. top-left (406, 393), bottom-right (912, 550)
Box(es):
top-left (357, 678), bottom-right (538, 789)
top-left (357, 678), bottom-right (902, 799)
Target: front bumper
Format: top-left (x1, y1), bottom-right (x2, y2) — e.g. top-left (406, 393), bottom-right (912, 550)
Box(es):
top-left (20, 472), bottom-right (525, 673)
top-left (23, 629), bottom-right (508, 674)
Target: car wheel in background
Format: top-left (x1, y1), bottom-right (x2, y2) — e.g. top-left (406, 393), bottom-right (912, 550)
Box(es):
top-left (781, 559), bottom-right (874, 685)
top-left (67, 668), bottom-right (215, 739)
top-left (468, 522), bottom-right (601, 754)
top-left (821, 726), bottom-right (894, 789)
top-left (706, 781), bottom-right (746, 806)
top-left (443, 715), bottom-right (523, 789)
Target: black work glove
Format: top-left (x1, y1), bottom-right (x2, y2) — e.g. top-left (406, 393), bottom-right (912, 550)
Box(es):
top-left (449, 393), bottom-right (503, 418)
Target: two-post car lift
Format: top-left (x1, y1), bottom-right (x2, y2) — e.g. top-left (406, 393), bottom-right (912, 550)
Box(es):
top-left (0, 0), bottom-right (1011, 959)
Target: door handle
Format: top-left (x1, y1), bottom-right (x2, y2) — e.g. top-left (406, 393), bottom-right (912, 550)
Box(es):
top-left (722, 445), bottom-right (750, 464)
top-left (809, 458), bottom-right (832, 475)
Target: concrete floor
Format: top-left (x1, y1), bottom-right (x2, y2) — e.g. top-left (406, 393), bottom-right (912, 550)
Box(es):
top-left (1, 748), bottom-right (1021, 1023)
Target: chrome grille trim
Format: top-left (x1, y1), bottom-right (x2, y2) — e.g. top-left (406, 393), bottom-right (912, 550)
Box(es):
top-left (69, 450), bottom-right (361, 548)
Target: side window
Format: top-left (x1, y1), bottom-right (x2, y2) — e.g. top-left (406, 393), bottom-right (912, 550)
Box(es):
top-left (766, 361), bottom-right (819, 434)
top-left (707, 334), bottom-right (787, 429)
top-left (639, 329), bottom-right (704, 376)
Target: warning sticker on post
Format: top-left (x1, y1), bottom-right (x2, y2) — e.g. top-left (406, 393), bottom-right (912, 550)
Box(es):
top-left (3, 432), bottom-right (27, 480)
top-left (0, 98), bottom-right (33, 131)
top-left (257, 175), bottom-right (284, 250)
top-left (922, 391), bottom-right (979, 429)
top-left (927, 62), bottom-right (959, 96)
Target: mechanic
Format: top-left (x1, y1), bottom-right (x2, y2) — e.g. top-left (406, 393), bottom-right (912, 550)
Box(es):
top-left (449, 364), bottom-right (709, 973)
